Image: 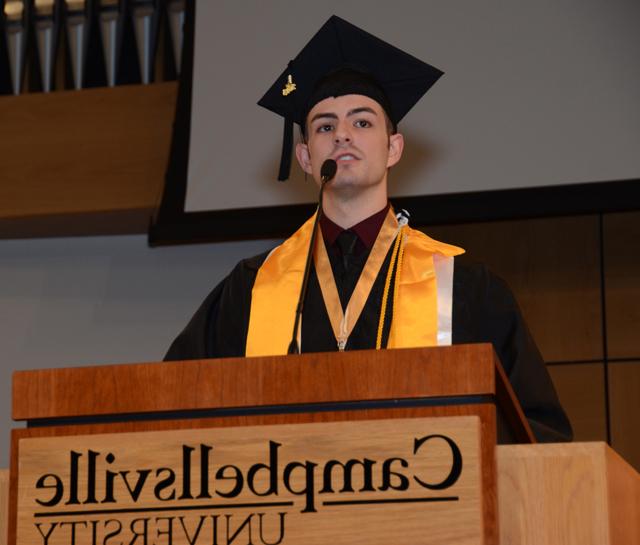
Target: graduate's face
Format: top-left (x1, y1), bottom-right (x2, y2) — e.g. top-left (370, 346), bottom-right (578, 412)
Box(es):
top-left (295, 95), bottom-right (403, 193)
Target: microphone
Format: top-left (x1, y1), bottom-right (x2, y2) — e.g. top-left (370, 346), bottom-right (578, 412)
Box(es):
top-left (287, 159), bottom-right (338, 354)
top-left (320, 159), bottom-right (337, 184)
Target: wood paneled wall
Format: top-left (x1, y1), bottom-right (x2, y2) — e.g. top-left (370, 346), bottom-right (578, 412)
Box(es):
top-left (426, 211), bottom-right (640, 471)
top-left (0, 83), bottom-right (176, 237)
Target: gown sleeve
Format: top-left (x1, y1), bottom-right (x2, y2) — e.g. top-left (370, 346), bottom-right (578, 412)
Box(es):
top-left (164, 251), bottom-right (268, 361)
top-left (452, 262), bottom-right (573, 443)
top-left (164, 279), bottom-right (226, 361)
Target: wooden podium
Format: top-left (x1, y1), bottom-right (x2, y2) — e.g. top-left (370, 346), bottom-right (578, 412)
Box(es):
top-left (5, 344), bottom-right (638, 544)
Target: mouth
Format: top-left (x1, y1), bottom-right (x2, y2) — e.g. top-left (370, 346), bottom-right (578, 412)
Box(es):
top-left (333, 152), bottom-right (360, 162)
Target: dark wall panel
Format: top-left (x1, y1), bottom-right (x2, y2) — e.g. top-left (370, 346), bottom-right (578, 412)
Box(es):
top-left (548, 363), bottom-right (607, 443)
top-left (604, 211), bottom-right (640, 360)
top-left (425, 215), bottom-right (602, 363)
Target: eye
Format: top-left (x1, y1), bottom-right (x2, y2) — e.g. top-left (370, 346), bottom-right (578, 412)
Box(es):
top-left (354, 119), bottom-right (372, 128)
top-left (316, 124), bottom-right (334, 133)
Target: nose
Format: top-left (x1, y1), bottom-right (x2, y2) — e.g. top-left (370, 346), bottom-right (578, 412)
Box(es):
top-left (334, 121), bottom-right (352, 144)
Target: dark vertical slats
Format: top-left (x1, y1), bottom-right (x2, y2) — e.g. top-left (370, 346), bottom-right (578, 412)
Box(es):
top-left (84, 0), bottom-right (107, 87)
top-left (116, 0), bottom-right (140, 84)
top-left (157, 0), bottom-right (176, 81)
top-left (0, 0), bottom-right (15, 93)
top-left (0, 0), bottom-right (178, 94)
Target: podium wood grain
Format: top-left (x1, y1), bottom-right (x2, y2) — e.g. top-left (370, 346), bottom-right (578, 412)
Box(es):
top-left (10, 405), bottom-right (498, 545)
top-left (15, 418), bottom-right (484, 545)
top-left (497, 442), bottom-right (640, 545)
top-left (12, 344), bottom-right (524, 424)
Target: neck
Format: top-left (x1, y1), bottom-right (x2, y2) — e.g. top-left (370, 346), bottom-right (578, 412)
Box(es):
top-left (321, 183), bottom-right (388, 229)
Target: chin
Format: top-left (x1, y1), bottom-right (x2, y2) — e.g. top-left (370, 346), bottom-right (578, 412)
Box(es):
top-left (328, 176), bottom-right (360, 190)
top-left (333, 169), bottom-right (365, 184)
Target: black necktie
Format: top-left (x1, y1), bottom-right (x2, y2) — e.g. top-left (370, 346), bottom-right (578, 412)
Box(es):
top-left (336, 230), bottom-right (359, 272)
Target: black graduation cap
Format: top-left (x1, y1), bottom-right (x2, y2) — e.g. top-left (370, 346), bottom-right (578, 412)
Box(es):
top-left (258, 15), bottom-right (444, 181)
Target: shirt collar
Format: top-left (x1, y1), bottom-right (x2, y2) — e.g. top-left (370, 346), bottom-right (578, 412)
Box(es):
top-left (320, 203), bottom-right (390, 251)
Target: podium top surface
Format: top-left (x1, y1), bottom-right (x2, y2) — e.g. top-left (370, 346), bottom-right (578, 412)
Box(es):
top-left (12, 344), bottom-right (509, 422)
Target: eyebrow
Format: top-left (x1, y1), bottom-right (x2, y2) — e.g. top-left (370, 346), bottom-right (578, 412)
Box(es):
top-left (309, 106), bottom-right (378, 124)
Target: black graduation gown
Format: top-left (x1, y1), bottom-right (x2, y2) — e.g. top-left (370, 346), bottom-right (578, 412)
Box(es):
top-left (165, 243), bottom-right (573, 444)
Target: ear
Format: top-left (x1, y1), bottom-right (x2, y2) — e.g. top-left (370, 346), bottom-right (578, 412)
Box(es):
top-left (387, 133), bottom-right (404, 168)
top-left (295, 142), bottom-right (313, 174)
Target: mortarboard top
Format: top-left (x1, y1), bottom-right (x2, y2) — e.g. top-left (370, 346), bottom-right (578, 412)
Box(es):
top-left (258, 15), bottom-right (444, 181)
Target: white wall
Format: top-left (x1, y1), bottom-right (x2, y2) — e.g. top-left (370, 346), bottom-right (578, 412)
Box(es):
top-left (0, 235), bottom-right (277, 468)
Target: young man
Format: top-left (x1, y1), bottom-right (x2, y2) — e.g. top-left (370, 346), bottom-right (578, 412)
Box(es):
top-left (166, 16), bottom-right (572, 443)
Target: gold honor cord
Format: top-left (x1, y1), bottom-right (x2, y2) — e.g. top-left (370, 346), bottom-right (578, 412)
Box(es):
top-left (314, 210), bottom-right (400, 351)
top-left (376, 225), bottom-right (406, 349)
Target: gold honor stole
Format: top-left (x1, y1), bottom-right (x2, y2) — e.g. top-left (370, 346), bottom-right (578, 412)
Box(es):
top-left (246, 209), bottom-right (464, 357)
